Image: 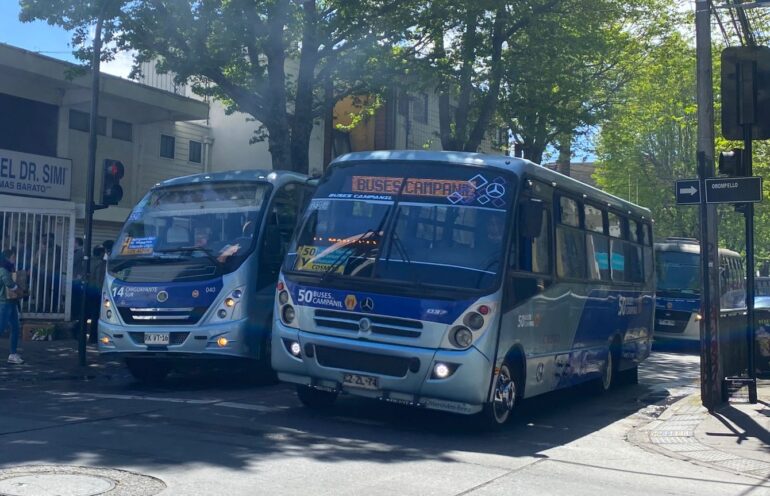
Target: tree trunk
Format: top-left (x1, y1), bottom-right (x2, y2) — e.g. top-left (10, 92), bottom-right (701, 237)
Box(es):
top-left (265, 0), bottom-right (293, 171)
top-left (289, 0), bottom-right (320, 175)
top-left (465, 7), bottom-right (507, 152)
top-left (556, 132), bottom-right (572, 177)
top-left (522, 143), bottom-right (546, 164)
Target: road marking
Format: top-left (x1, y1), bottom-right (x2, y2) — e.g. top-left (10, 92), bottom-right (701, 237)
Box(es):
top-left (58, 392), bottom-right (289, 413)
top-left (215, 401), bottom-right (288, 413)
top-left (82, 393), bottom-right (223, 405)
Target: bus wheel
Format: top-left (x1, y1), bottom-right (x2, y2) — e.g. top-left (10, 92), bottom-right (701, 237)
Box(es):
top-left (125, 359), bottom-right (170, 385)
top-left (296, 385), bottom-right (338, 409)
top-left (482, 363), bottom-right (518, 427)
top-left (595, 346), bottom-right (618, 393)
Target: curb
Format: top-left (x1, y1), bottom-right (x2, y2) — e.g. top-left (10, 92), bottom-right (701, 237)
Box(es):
top-left (628, 393), bottom-right (770, 480)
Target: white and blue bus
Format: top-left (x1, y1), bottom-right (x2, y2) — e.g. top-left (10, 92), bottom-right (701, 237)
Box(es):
top-left (654, 238), bottom-right (745, 341)
top-left (272, 151), bottom-right (654, 426)
top-left (98, 170), bottom-right (313, 383)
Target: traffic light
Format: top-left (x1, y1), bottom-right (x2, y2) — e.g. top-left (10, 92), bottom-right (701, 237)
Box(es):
top-left (718, 148), bottom-right (746, 177)
top-left (101, 159), bottom-right (124, 206)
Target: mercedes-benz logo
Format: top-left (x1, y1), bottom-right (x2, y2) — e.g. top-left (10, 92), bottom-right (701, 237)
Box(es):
top-left (156, 291), bottom-right (169, 303)
top-left (359, 318), bottom-right (372, 332)
top-left (485, 183), bottom-right (505, 199)
top-left (361, 297), bottom-right (375, 312)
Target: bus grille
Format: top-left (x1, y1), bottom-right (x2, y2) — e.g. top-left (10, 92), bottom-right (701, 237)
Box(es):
top-left (314, 346), bottom-right (415, 377)
top-left (128, 332), bottom-right (190, 346)
top-left (313, 309), bottom-right (423, 338)
top-left (655, 309), bottom-right (692, 334)
top-left (117, 307), bottom-right (207, 325)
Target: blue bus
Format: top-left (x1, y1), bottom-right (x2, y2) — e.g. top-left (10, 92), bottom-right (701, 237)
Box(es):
top-left (654, 238), bottom-right (745, 341)
top-left (272, 151), bottom-right (654, 426)
top-left (98, 170), bottom-right (313, 383)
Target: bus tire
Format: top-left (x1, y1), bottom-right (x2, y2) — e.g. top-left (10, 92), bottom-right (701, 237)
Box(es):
top-left (125, 358), bottom-right (170, 385)
top-left (296, 385), bottom-right (338, 409)
top-left (249, 334), bottom-right (278, 385)
top-left (481, 362), bottom-right (520, 428)
top-left (594, 342), bottom-right (619, 393)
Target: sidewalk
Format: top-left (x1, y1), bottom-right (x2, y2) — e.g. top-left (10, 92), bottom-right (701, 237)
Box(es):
top-left (0, 338), bottom-right (127, 387)
top-left (630, 383), bottom-right (770, 481)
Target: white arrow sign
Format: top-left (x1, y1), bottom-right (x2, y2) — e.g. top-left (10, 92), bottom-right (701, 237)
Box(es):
top-left (679, 186), bottom-right (698, 196)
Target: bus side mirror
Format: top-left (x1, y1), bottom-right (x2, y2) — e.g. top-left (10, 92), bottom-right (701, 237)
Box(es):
top-left (520, 199), bottom-right (544, 238)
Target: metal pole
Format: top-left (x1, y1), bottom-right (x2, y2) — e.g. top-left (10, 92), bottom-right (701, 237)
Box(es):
top-left (695, 0), bottom-right (723, 409)
top-left (79, 12), bottom-right (105, 367)
top-left (744, 127), bottom-right (759, 403)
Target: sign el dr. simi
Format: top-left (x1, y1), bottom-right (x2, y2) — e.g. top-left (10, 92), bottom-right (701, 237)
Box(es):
top-left (0, 148), bottom-right (72, 201)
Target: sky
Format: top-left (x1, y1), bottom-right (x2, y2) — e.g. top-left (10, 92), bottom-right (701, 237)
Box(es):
top-left (0, 2), bottom-right (134, 78)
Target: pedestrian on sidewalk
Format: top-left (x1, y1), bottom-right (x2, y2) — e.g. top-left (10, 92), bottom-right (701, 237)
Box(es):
top-left (0, 251), bottom-right (23, 364)
top-left (86, 246), bottom-right (106, 344)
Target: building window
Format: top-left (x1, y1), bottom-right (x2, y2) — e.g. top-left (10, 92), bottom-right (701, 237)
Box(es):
top-left (160, 134), bottom-right (175, 159)
top-left (112, 120), bottom-right (133, 142)
top-left (68, 109), bottom-right (106, 135)
top-left (189, 140), bottom-right (202, 163)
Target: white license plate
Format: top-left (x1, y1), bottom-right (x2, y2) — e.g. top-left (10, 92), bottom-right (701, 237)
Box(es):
top-left (658, 319), bottom-right (676, 326)
top-left (144, 333), bottom-right (170, 345)
top-left (343, 373), bottom-right (379, 390)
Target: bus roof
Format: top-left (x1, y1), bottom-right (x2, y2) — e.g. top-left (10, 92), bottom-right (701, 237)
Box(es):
top-left (654, 240), bottom-right (742, 258)
top-left (331, 150), bottom-right (652, 220)
top-left (154, 169), bottom-right (309, 189)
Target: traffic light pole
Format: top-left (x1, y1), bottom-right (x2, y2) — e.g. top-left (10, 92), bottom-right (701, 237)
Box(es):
top-left (695, 0), bottom-right (724, 410)
top-left (744, 124), bottom-right (759, 403)
top-left (79, 12), bottom-right (105, 367)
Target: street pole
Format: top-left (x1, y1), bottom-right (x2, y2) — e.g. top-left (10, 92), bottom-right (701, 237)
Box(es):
top-left (695, 0), bottom-right (724, 409)
top-left (79, 11), bottom-right (105, 367)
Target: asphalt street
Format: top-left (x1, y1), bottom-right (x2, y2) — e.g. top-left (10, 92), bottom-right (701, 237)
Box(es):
top-left (1, 346), bottom-right (769, 495)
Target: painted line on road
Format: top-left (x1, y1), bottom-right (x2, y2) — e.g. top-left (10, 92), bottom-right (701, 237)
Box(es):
top-left (67, 392), bottom-right (289, 414)
top-left (82, 393), bottom-right (223, 405)
top-left (215, 401), bottom-right (289, 413)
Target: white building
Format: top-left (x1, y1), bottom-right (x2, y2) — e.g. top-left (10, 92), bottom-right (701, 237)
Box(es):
top-left (0, 43), bottom-right (210, 319)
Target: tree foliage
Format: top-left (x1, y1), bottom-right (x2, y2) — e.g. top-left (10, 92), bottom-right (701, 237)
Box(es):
top-left (499, 0), bottom-right (658, 165)
top-left (20, 0), bottom-right (410, 174)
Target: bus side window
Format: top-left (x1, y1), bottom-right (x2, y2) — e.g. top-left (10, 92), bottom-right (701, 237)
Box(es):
top-left (507, 200), bottom-right (552, 308)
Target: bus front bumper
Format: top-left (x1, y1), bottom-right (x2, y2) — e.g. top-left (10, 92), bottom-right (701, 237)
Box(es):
top-left (272, 322), bottom-right (493, 415)
top-left (97, 317), bottom-right (261, 359)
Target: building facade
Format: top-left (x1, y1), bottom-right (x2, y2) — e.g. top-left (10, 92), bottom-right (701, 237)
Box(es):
top-left (0, 43), bottom-right (209, 319)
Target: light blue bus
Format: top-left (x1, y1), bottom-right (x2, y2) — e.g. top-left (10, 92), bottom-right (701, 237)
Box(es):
top-left (272, 151), bottom-right (654, 426)
top-left (98, 170), bottom-right (313, 383)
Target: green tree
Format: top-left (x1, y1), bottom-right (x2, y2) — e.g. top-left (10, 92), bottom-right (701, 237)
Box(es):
top-left (21, 0), bottom-right (410, 174)
top-left (404, 0), bottom-right (561, 152)
top-left (595, 32), bottom-right (699, 238)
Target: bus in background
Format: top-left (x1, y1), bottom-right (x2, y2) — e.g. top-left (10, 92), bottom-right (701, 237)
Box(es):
top-left (272, 150), bottom-right (654, 426)
top-left (99, 170), bottom-right (313, 383)
top-left (654, 238), bottom-right (745, 341)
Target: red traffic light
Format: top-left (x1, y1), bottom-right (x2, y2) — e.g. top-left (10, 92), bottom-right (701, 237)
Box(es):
top-left (106, 160), bottom-right (124, 179)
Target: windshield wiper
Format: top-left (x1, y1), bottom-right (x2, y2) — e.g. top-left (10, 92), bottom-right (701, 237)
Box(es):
top-left (156, 246), bottom-right (220, 265)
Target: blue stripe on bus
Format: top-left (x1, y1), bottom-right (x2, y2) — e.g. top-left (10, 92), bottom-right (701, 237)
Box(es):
top-left (110, 279), bottom-right (224, 307)
top-left (285, 281), bottom-right (477, 325)
top-left (655, 296), bottom-right (699, 312)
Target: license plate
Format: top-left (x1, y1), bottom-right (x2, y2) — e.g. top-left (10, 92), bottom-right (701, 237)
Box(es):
top-left (658, 319), bottom-right (676, 326)
top-left (342, 373), bottom-right (379, 390)
top-left (144, 333), bottom-right (170, 345)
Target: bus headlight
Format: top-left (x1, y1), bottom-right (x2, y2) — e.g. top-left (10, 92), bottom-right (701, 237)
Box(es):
top-left (463, 312), bottom-right (484, 330)
top-left (100, 292), bottom-right (119, 323)
top-left (210, 287), bottom-right (246, 322)
top-left (282, 305), bottom-right (296, 325)
top-left (279, 290), bottom-right (289, 305)
top-left (450, 326), bottom-right (473, 348)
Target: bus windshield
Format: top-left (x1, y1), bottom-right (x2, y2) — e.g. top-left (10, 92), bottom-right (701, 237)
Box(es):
top-left (109, 181), bottom-right (270, 281)
top-left (656, 251), bottom-right (700, 294)
top-left (285, 162), bottom-right (514, 292)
